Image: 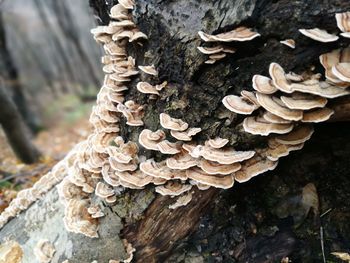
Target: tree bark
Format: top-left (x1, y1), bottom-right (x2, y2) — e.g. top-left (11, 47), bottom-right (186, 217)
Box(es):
top-left (1, 0), bottom-right (350, 262)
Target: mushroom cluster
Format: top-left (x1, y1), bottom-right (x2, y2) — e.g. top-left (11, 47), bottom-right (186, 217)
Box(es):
top-left (197, 26), bottom-right (260, 64)
top-left (222, 47), bottom-right (350, 182)
top-left (0, 160), bottom-right (67, 229)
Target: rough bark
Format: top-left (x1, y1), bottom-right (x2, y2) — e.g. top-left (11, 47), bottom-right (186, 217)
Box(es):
top-left (1, 0), bottom-right (350, 262)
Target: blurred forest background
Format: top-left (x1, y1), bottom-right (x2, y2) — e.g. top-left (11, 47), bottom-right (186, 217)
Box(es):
top-left (0, 0), bottom-right (101, 209)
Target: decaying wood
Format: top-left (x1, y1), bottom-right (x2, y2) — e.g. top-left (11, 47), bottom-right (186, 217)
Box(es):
top-left (123, 188), bottom-right (218, 262)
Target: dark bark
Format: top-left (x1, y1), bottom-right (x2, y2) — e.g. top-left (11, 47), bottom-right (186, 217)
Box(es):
top-left (0, 81), bottom-right (41, 164)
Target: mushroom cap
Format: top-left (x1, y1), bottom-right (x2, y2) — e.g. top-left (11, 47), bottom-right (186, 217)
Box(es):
top-left (275, 125), bottom-right (314, 145)
top-left (155, 181), bottom-right (192, 196)
top-left (166, 151), bottom-right (199, 170)
top-left (319, 48), bottom-right (344, 84)
top-left (280, 39), bottom-right (296, 49)
top-left (256, 93), bottom-right (303, 121)
top-left (206, 137), bottom-right (229, 149)
top-left (187, 145), bottom-right (255, 165)
top-left (138, 129), bottom-right (166, 150)
top-left (331, 62), bottom-right (350, 82)
top-left (209, 52), bottom-right (226, 60)
top-left (95, 182), bottom-right (115, 198)
top-left (138, 65), bottom-right (158, 76)
top-left (204, 59), bottom-right (216, 64)
top-left (155, 81), bottom-right (168, 91)
top-left (199, 27), bottom-right (260, 42)
top-left (119, 178), bottom-right (145, 189)
top-left (147, 129), bottom-right (166, 141)
top-left (341, 32), bottom-right (350, 38)
top-left (186, 167), bottom-right (234, 189)
top-left (115, 170), bottom-right (154, 187)
top-left (159, 113), bottom-right (189, 131)
top-left (264, 142), bottom-right (305, 161)
top-left (197, 46), bottom-right (223, 54)
top-left (64, 199), bottom-right (98, 238)
top-left (110, 20), bottom-right (135, 27)
top-left (198, 159), bottom-right (241, 175)
top-left (102, 164), bottom-right (121, 186)
top-left (335, 12), bottom-right (350, 32)
top-left (301, 107), bottom-right (334, 123)
top-left (222, 95), bottom-right (257, 115)
top-left (299, 28), bottom-right (339, 42)
top-left (262, 111), bottom-right (292, 124)
top-left (240, 90), bottom-right (260, 106)
top-left (104, 41), bottom-right (127, 56)
top-left (130, 31), bottom-right (148, 42)
top-left (140, 159), bottom-right (187, 180)
top-left (109, 4), bottom-right (129, 20)
top-left (107, 147), bottom-right (132, 165)
top-left (235, 156), bottom-right (278, 183)
top-left (109, 156), bottom-right (137, 172)
top-left (243, 116), bottom-right (294, 136)
top-left (280, 93), bottom-right (328, 110)
top-left (252, 75), bottom-right (277, 94)
top-left (136, 82), bottom-right (159, 95)
top-left (269, 62), bottom-right (292, 93)
top-left (105, 195), bottom-right (117, 204)
top-left (157, 140), bottom-right (182, 154)
top-left (170, 127), bottom-right (201, 141)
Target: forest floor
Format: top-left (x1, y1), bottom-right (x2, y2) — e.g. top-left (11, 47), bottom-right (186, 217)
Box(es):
top-left (0, 97), bottom-right (93, 212)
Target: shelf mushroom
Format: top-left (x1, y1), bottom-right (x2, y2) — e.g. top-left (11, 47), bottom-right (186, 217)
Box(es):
top-left (335, 12), bottom-right (350, 38)
top-left (299, 28), bottom-right (339, 42)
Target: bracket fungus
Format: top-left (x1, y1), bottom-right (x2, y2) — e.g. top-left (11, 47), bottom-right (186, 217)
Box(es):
top-left (138, 65), bottom-right (158, 76)
top-left (222, 94), bottom-right (259, 115)
top-left (159, 113), bottom-right (189, 131)
top-left (198, 26), bottom-right (260, 42)
top-left (136, 82), bottom-right (160, 95)
top-left (235, 156), bottom-right (278, 183)
top-left (139, 129), bottom-right (166, 150)
top-left (252, 75), bottom-right (278, 94)
top-left (299, 28), bottom-right (339, 42)
top-left (206, 137), bottom-right (229, 149)
top-left (280, 39), bottom-right (296, 49)
top-left (243, 116), bottom-right (294, 136)
top-left (155, 181), bottom-right (192, 196)
top-left (336, 12), bottom-right (350, 38)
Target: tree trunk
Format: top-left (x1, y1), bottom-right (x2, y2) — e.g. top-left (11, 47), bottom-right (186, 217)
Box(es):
top-left (1, 0), bottom-right (350, 262)
top-left (0, 11), bottom-right (41, 133)
top-left (0, 81), bottom-right (41, 164)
